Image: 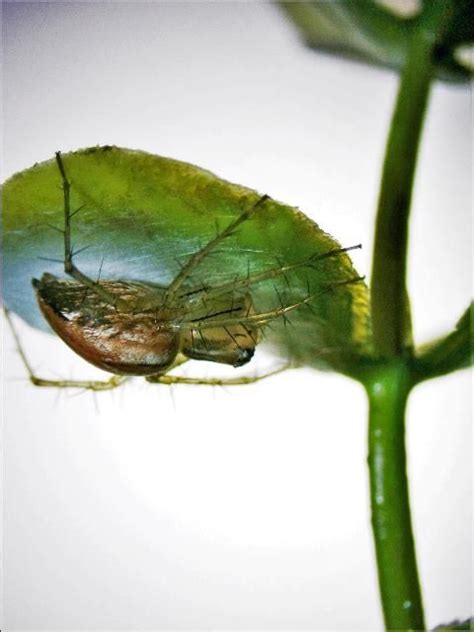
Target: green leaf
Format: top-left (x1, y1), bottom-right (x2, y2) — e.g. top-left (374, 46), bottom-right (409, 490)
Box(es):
top-left (278, 0), bottom-right (473, 82)
top-left (2, 146), bottom-right (372, 375)
top-left (413, 304), bottom-right (473, 382)
top-left (433, 0), bottom-right (474, 48)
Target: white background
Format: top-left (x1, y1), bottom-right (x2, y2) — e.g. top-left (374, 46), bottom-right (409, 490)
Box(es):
top-left (2, 2), bottom-right (472, 630)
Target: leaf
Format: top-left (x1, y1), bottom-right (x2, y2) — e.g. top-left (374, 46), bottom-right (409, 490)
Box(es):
top-left (413, 304), bottom-right (473, 382)
top-left (2, 146), bottom-right (372, 375)
top-left (278, 0), bottom-right (473, 82)
top-left (433, 0), bottom-right (474, 48)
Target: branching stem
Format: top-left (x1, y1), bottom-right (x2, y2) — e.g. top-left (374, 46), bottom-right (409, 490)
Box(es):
top-left (367, 2), bottom-right (453, 628)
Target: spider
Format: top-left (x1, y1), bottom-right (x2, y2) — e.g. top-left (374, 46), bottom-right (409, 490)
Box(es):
top-left (5, 152), bottom-right (361, 391)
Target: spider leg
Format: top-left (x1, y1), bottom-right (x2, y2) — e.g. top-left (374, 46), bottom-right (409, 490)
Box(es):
top-left (164, 194), bottom-right (270, 298)
top-left (55, 152), bottom-right (130, 312)
top-left (28, 375), bottom-right (127, 391)
top-left (178, 244), bottom-right (362, 308)
top-left (146, 363), bottom-right (292, 386)
top-left (4, 307), bottom-right (128, 391)
top-left (176, 277), bottom-right (363, 331)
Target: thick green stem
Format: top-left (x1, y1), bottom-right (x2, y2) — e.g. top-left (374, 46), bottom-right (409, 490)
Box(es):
top-left (366, 363), bottom-right (423, 631)
top-left (371, 2), bottom-right (449, 357)
top-left (368, 4), bottom-right (453, 626)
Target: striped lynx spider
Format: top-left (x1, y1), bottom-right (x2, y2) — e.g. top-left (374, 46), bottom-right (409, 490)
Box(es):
top-left (6, 152), bottom-right (360, 391)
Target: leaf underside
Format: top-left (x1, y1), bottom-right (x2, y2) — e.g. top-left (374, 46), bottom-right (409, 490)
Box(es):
top-left (278, 0), bottom-right (473, 83)
top-left (3, 146), bottom-right (372, 374)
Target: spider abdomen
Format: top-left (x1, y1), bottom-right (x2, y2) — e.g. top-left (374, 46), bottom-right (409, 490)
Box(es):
top-left (33, 275), bottom-right (180, 376)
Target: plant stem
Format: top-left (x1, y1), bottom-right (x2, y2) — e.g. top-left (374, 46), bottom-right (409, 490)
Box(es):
top-left (368, 2), bottom-right (452, 628)
top-left (371, 1), bottom-right (448, 357)
top-left (366, 363), bottom-right (423, 631)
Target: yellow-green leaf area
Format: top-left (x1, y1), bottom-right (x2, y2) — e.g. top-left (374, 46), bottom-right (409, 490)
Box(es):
top-left (3, 146), bottom-right (373, 374)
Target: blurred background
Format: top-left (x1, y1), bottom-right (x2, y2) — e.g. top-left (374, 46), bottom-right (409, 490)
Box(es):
top-left (2, 1), bottom-right (471, 629)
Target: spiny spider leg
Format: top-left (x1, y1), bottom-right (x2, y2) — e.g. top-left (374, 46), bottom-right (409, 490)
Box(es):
top-left (178, 244), bottom-right (363, 307)
top-left (5, 307), bottom-right (290, 390)
top-left (175, 276), bottom-right (364, 331)
top-left (4, 308), bottom-right (128, 391)
top-left (55, 152), bottom-right (130, 312)
top-left (146, 363), bottom-right (292, 386)
top-left (164, 194), bottom-right (270, 298)
top-left (26, 375), bottom-right (126, 391)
